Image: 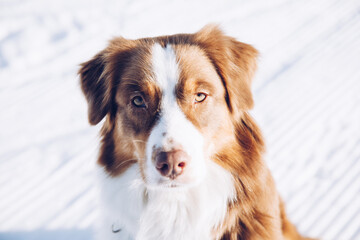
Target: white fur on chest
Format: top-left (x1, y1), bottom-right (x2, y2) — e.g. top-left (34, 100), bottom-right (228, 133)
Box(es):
top-left (97, 163), bottom-right (235, 240)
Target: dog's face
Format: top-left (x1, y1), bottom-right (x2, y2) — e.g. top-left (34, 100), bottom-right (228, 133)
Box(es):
top-left (79, 25), bottom-right (258, 189)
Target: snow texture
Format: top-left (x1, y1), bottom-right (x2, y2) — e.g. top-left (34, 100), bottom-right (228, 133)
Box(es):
top-left (0, 0), bottom-right (359, 239)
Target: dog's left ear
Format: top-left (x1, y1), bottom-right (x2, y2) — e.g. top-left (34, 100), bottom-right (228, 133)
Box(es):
top-left (79, 50), bottom-right (111, 125)
top-left (194, 25), bottom-right (258, 120)
top-left (79, 37), bottom-right (136, 125)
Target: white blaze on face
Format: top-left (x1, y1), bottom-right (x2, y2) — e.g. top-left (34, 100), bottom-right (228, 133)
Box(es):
top-left (145, 43), bottom-right (206, 187)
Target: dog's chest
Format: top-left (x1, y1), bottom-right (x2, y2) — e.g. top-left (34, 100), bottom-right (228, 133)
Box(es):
top-left (138, 191), bottom-right (214, 240)
top-left (99, 163), bottom-right (235, 240)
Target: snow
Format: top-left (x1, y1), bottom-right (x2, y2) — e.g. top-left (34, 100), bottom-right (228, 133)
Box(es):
top-left (0, 0), bottom-right (359, 239)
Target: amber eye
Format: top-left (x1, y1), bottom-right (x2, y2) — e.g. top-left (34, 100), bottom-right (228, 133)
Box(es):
top-left (132, 96), bottom-right (146, 108)
top-left (194, 93), bottom-right (207, 103)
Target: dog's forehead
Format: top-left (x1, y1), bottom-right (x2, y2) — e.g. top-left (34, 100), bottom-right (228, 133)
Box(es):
top-left (151, 43), bottom-right (179, 98)
top-left (150, 43), bottom-right (223, 97)
top-left (117, 41), bottom-right (223, 102)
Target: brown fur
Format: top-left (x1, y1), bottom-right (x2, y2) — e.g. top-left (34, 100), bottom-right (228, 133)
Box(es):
top-left (79, 25), bottom-right (315, 240)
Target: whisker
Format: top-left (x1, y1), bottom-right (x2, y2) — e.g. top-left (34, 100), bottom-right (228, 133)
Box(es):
top-left (115, 158), bottom-right (143, 169)
top-left (132, 139), bottom-right (147, 144)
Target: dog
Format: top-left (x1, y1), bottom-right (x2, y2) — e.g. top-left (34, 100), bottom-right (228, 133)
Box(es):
top-left (79, 25), bottom-right (314, 240)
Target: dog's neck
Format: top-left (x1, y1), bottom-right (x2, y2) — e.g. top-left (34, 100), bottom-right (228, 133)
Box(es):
top-left (100, 161), bottom-right (235, 240)
top-left (138, 161), bottom-right (235, 240)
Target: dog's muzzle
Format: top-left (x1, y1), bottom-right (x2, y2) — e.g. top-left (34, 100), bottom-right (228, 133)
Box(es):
top-left (153, 148), bottom-right (190, 179)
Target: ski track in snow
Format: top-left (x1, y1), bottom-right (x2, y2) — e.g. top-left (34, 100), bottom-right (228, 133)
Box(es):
top-left (0, 0), bottom-right (359, 239)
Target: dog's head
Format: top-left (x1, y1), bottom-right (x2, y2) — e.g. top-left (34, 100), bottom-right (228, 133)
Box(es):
top-left (79, 25), bottom-right (259, 189)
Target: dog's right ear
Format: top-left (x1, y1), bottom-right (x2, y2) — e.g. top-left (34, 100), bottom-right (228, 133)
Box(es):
top-left (79, 50), bottom-right (112, 125)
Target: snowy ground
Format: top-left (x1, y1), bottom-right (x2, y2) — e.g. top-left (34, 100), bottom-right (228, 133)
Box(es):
top-left (0, 0), bottom-right (359, 239)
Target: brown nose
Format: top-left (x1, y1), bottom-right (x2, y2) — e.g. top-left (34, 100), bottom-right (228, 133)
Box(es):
top-left (155, 150), bottom-right (189, 179)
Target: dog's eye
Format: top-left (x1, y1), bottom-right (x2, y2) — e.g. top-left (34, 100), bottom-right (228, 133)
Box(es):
top-left (132, 96), bottom-right (146, 108)
top-left (194, 93), bottom-right (207, 103)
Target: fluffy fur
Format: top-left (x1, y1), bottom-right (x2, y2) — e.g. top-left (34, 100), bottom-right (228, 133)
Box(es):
top-left (79, 25), bottom-right (314, 240)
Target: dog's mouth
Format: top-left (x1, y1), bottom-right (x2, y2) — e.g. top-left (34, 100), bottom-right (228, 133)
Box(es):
top-left (162, 182), bottom-right (182, 188)
top-left (144, 175), bottom-right (202, 191)
top-left (145, 181), bottom-right (183, 190)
